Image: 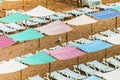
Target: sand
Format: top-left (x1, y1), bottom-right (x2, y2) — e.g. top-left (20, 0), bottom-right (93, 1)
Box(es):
top-left (0, 0), bottom-right (120, 80)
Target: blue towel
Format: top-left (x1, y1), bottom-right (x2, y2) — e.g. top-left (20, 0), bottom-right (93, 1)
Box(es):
top-left (88, 9), bottom-right (120, 20)
top-left (71, 40), bottom-right (113, 53)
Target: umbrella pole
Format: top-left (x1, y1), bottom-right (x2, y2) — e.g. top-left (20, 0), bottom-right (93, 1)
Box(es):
top-left (66, 32), bottom-right (68, 44)
top-left (25, 20), bottom-right (28, 29)
top-left (48, 63), bottom-right (51, 79)
top-left (80, 0), bottom-right (82, 7)
top-left (91, 24), bottom-right (93, 35)
top-left (69, 0), bottom-right (72, 7)
top-left (115, 17), bottom-right (118, 29)
top-left (22, 0), bottom-right (25, 10)
top-left (90, 24), bottom-right (93, 40)
top-left (38, 39), bottom-right (40, 48)
top-left (46, 0), bottom-right (48, 7)
top-left (76, 0), bottom-right (79, 7)
top-left (77, 57), bottom-right (79, 68)
top-left (20, 70), bottom-right (22, 80)
top-left (104, 49), bottom-right (107, 60)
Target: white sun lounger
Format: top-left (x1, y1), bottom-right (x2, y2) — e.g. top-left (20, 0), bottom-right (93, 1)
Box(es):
top-left (93, 33), bottom-right (107, 40)
top-left (114, 27), bottom-right (120, 33)
top-left (87, 60), bottom-right (114, 72)
top-left (22, 20), bottom-right (38, 27)
top-left (54, 12), bottom-right (72, 18)
top-left (0, 60), bottom-right (7, 64)
top-left (21, 53), bottom-right (33, 58)
top-left (46, 71), bottom-right (74, 80)
top-left (49, 45), bottom-right (62, 50)
top-left (49, 15), bottom-right (64, 22)
top-left (29, 18), bottom-right (49, 25)
top-left (115, 2), bottom-right (120, 6)
top-left (6, 23), bottom-right (25, 30)
top-left (74, 38), bottom-right (92, 44)
top-left (114, 55), bottom-right (120, 60)
top-left (58, 68), bottom-right (86, 80)
top-left (100, 30), bottom-right (118, 37)
top-left (0, 24), bottom-right (17, 34)
top-left (74, 64), bottom-right (102, 76)
top-left (14, 53), bottom-right (34, 62)
top-left (88, 0), bottom-right (101, 9)
top-left (67, 10), bottom-right (84, 16)
top-left (103, 57), bottom-right (120, 69)
top-left (28, 75), bottom-right (44, 80)
top-left (61, 41), bottom-right (74, 47)
top-left (78, 7), bottom-right (97, 13)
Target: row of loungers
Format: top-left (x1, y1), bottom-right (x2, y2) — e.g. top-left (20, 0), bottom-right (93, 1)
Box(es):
top-left (26, 54), bottom-right (120, 80)
top-left (24, 55), bottom-right (120, 80)
top-left (66, 7), bottom-right (98, 17)
top-left (0, 23), bottom-right (25, 34)
top-left (0, 6), bottom-right (105, 34)
top-left (4, 7), bottom-right (98, 29)
top-left (59, 29), bottom-right (120, 49)
top-left (6, 41), bottom-right (120, 80)
top-left (89, 29), bottom-right (120, 40)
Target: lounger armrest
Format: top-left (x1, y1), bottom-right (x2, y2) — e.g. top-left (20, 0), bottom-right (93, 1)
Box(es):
top-left (74, 69), bottom-right (81, 75)
top-left (102, 59), bottom-right (109, 66)
top-left (46, 73), bottom-right (50, 79)
top-left (88, 35), bottom-right (95, 40)
top-left (44, 76), bottom-right (50, 80)
top-left (73, 65), bottom-right (81, 74)
top-left (114, 28), bottom-right (117, 32)
top-left (73, 65), bottom-right (78, 71)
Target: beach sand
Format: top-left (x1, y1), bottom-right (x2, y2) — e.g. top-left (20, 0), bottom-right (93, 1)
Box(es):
top-left (0, 0), bottom-right (120, 80)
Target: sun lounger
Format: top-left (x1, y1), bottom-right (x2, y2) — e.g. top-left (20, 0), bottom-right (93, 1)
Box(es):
top-left (0, 60), bottom-right (7, 64)
top-left (114, 27), bottom-right (120, 33)
top-left (67, 41), bottom-right (82, 48)
top-left (49, 45), bottom-right (62, 50)
top-left (87, 0), bottom-right (101, 9)
top-left (74, 38), bottom-right (92, 44)
top-left (61, 41), bottom-right (75, 47)
top-left (58, 68), bottom-right (86, 80)
top-left (87, 60), bottom-right (114, 72)
top-left (15, 53), bottom-right (34, 62)
top-left (74, 64), bottom-right (102, 76)
top-left (62, 42), bottom-right (68, 47)
top-left (22, 20), bottom-right (38, 27)
top-left (54, 12), bottom-right (72, 18)
top-left (46, 71), bottom-right (74, 80)
top-left (28, 75), bottom-right (44, 80)
top-left (103, 57), bottom-right (120, 69)
top-left (114, 55), bottom-right (120, 60)
top-left (49, 15), bottom-right (64, 22)
top-left (78, 7), bottom-right (98, 13)
top-left (0, 24), bottom-right (17, 34)
top-left (5, 23), bottom-right (25, 30)
top-left (93, 33), bottom-right (107, 40)
top-left (14, 57), bottom-right (23, 62)
top-left (115, 2), bottom-right (120, 6)
top-left (21, 53), bottom-right (33, 58)
top-left (29, 18), bottom-right (49, 26)
top-left (100, 30), bottom-right (118, 37)
top-left (67, 10), bottom-right (84, 16)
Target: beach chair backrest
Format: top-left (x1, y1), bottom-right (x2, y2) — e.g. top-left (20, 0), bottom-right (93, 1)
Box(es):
top-left (100, 30), bottom-right (117, 37)
top-left (78, 63), bottom-right (101, 75)
top-left (88, 60), bottom-right (114, 72)
top-left (51, 71), bottom-right (71, 80)
top-left (88, 0), bottom-right (101, 8)
top-left (58, 68), bottom-right (86, 80)
top-left (28, 75), bottom-right (44, 80)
